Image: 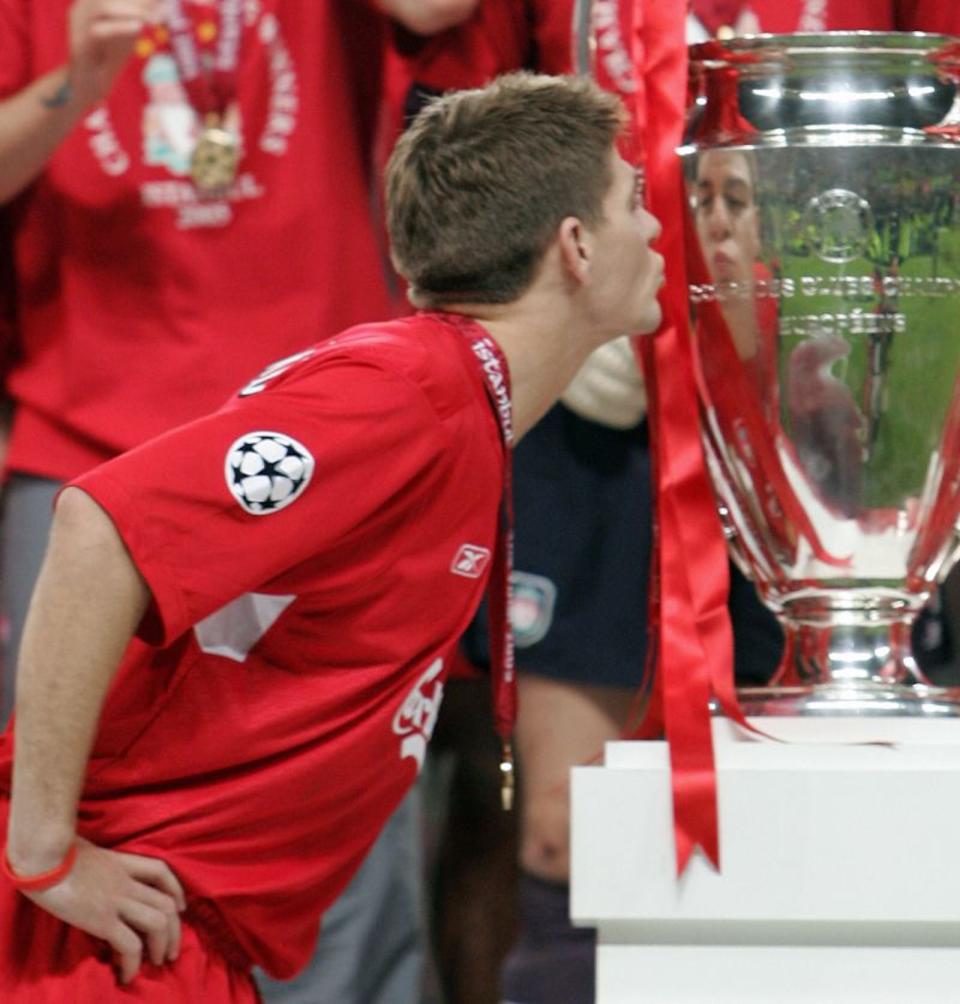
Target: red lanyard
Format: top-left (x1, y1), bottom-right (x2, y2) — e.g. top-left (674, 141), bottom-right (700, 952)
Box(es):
top-left (444, 312), bottom-right (517, 810)
top-left (164, 0), bottom-right (244, 121)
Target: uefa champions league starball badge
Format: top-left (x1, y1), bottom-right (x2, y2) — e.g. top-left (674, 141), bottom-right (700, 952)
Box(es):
top-left (191, 116), bottom-right (239, 197)
top-left (225, 431), bottom-right (315, 515)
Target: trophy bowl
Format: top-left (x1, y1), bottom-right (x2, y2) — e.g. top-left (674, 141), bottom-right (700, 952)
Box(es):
top-left (683, 32), bottom-right (960, 715)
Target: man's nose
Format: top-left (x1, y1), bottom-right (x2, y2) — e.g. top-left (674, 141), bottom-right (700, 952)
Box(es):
top-left (706, 200), bottom-right (731, 239)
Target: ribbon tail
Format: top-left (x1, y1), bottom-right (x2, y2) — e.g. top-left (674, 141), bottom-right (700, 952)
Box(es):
top-left (639, 0), bottom-right (728, 875)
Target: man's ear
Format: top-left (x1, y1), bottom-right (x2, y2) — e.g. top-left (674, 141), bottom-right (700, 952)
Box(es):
top-left (557, 216), bottom-right (591, 284)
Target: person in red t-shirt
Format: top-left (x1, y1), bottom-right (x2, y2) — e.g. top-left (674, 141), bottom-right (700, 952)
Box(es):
top-left (0, 72), bottom-right (665, 1002)
top-left (0, 3), bottom-right (479, 1002)
top-left (0, 0), bottom-right (474, 716)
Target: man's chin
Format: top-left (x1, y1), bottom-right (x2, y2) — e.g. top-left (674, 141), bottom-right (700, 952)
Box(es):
top-left (636, 304), bottom-right (663, 335)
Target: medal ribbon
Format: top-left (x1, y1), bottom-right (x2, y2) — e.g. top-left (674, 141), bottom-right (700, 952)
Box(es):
top-left (164, 0), bottom-right (244, 121)
top-left (446, 313), bottom-right (517, 810)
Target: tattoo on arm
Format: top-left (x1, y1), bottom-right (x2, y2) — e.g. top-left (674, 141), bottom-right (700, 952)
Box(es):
top-left (41, 78), bottom-right (72, 110)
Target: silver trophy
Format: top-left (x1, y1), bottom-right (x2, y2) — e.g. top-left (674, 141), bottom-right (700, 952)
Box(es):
top-left (682, 32), bottom-right (960, 715)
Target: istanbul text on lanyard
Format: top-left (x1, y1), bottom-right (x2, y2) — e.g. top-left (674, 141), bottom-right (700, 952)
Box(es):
top-left (446, 312), bottom-right (517, 812)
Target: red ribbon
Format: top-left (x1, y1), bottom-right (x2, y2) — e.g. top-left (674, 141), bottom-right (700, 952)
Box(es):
top-left (164, 0), bottom-right (245, 120)
top-left (624, 0), bottom-right (731, 873)
top-left (625, 3), bottom-right (840, 871)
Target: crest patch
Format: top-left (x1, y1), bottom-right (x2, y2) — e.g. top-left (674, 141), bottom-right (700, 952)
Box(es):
top-left (509, 571), bottom-right (557, 648)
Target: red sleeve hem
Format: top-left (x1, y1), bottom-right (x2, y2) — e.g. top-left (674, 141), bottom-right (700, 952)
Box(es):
top-left (68, 472), bottom-right (192, 648)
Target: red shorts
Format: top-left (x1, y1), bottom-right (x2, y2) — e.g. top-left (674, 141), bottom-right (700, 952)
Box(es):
top-left (0, 886), bottom-right (260, 1003)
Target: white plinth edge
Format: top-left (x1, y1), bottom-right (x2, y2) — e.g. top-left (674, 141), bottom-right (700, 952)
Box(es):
top-left (571, 718), bottom-right (960, 1003)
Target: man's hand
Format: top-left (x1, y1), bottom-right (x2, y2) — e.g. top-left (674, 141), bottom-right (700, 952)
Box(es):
top-left (378, 0), bottom-right (479, 36)
top-left (0, 0), bottom-right (162, 202)
top-left (19, 838), bottom-right (186, 985)
top-left (68, 0), bottom-right (162, 109)
top-left (6, 486), bottom-right (156, 982)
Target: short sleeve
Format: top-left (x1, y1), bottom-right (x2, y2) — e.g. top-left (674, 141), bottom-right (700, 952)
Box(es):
top-left (0, 0), bottom-right (32, 98)
top-left (73, 355), bottom-right (446, 645)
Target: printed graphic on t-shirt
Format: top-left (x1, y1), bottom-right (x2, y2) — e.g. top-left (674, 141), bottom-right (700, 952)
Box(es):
top-left (82, 0), bottom-right (300, 230)
top-left (225, 431), bottom-right (315, 514)
top-left (687, 0), bottom-right (825, 40)
top-left (239, 348), bottom-right (317, 397)
top-left (393, 658), bottom-right (445, 770)
top-left (142, 53), bottom-right (244, 178)
top-left (590, 0), bottom-right (637, 94)
top-left (194, 591), bottom-right (297, 660)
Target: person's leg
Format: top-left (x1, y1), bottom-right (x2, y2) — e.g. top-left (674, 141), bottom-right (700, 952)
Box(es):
top-left (512, 676), bottom-right (635, 885)
top-left (500, 676), bottom-right (634, 1004)
top-left (427, 676), bottom-right (520, 1004)
top-left (0, 475), bottom-right (60, 725)
top-left (255, 783), bottom-right (425, 1004)
top-left (500, 875), bottom-right (594, 1004)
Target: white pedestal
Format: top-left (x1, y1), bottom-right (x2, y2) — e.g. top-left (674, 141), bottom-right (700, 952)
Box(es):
top-left (571, 718), bottom-right (960, 1003)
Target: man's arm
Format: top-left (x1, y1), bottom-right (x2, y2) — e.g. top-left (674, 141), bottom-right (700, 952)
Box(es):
top-left (0, 0), bottom-right (160, 205)
top-left (377, 0), bottom-right (479, 35)
top-left (5, 487), bottom-right (185, 985)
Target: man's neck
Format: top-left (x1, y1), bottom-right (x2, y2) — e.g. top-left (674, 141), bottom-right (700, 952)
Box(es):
top-left (447, 291), bottom-right (597, 442)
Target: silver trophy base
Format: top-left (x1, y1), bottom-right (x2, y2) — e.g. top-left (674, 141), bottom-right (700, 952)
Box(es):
top-left (732, 595), bottom-right (960, 718)
top-left (736, 682), bottom-right (960, 717)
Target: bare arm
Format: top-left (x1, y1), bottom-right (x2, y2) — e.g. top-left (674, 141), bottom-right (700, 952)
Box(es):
top-left (6, 487), bottom-right (185, 984)
top-left (515, 674), bottom-right (636, 881)
top-left (377, 0), bottom-right (479, 35)
top-left (0, 0), bottom-right (160, 205)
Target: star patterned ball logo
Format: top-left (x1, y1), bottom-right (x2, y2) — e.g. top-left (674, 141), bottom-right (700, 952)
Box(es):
top-left (225, 431), bottom-right (315, 515)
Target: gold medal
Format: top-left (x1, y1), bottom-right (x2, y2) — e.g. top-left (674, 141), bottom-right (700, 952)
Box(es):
top-left (191, 117), bottom-right (239, 197)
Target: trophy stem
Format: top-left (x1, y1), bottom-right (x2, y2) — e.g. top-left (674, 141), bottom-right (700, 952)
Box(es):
top-left (737, 592), bottom-right (960, 717)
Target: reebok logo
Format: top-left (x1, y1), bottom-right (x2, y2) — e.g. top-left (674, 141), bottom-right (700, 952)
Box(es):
top-left (451, 544), bottom-right (492, 579)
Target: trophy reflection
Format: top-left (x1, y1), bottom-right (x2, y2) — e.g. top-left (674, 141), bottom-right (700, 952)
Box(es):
top-left (684, 32), bottom-right (960, 715)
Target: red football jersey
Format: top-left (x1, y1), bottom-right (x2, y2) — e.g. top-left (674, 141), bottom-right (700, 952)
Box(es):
top-left (0, 313), bottom-right (505, 979)
top-left (0, 1), bottom-right (397, 480)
